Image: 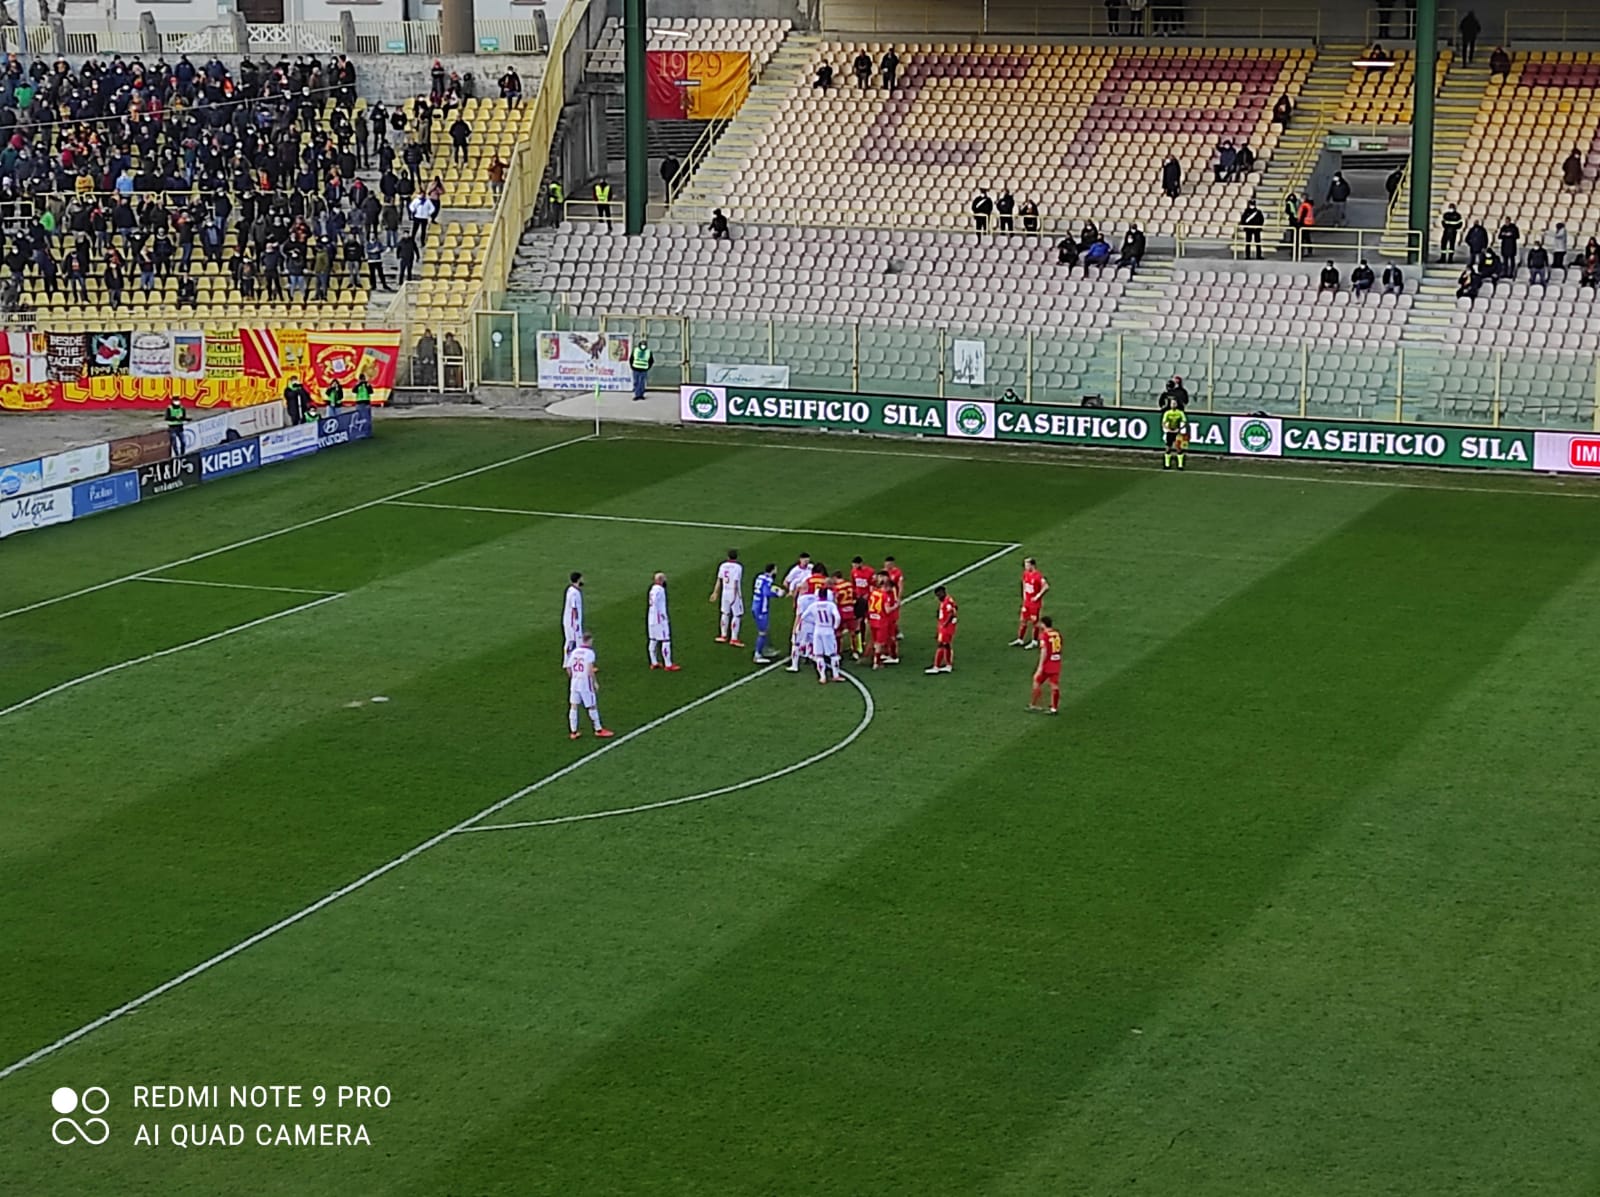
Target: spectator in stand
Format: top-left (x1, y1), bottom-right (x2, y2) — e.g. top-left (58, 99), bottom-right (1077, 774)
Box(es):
top-left (1078, 220), bottom-right (1101, 254)
top-left (996, 188), bottom-right (1015, 232)
top-left (415, 327), bottom-right (438, 386)
top-left (853, 50), bottom-right (873, 89)
top-left (1240, 199), bottom-right (1265, 259)
top-left (1365, 44), bottom-right (1391, 81)
top-left (1464, 219), bottom-right (1489, 271)
top-left (408, 192), bottom-right (436, 244)
top-left (1385, 165), bottom-right (1404, 202)
top-left (1498, 218), bottom-right (1520, 278)
top-left (1117, 224), bottom-right (1145, 273)
top-left (1582, 238), bottom-right (1600, 288)
top-left (1563, 149), bottom-right (1584, 190)
top-left (1297, 194), bottom-right (1315, 230)
top-left (813, 62), bottom-right (834, 89)
top-left (971, 188), bottom-right (993, 237)
top-left (1272, 93), bottom-right (1293, 128)
top-left (1478, 245), bottom-right (1501, 281)
top-left (1019, 199), bottom-right (1039, 234)
top-left (1327, 171), bottom-right (1351, 226)
top-left (1083, 233), bottom-right (1111, 274)
top-left (449, 115), bottom-right (470, 164)
top-left (1459, 10), bottom-right (1481, 63)
top-left (709, 208), bottom-right (730, 240)
top-left (1161, 153), bottom-right (1181, 199)
top-left (365, 233), bottom-right (389, 290)
top-left (660, 155), bottom-right (681, 197)
top-left (1127, 0), bottom-right (1148, 34)
top-left (1381, 262), bottom-right (1404, 295)
top-left (1055, 237), bottom-right (1080, 268)
top-left (397, 232), bottom-right (419, 284)
top-left (1351, 259), bottom-right (1375, 296)
top-left (1456, 267), bottom-right (1481, 301)
top-left (1160, 376), bottom-right (1189, 410)
top-left (1440, 203), bottom-right (1464, 262)
top-left (880, 48), bottom-right (899, 91)
top-left (177, 274), bottom-right (198, 308)
top-left (1527, 242), bottom-right (1550, 287)
top-left (1235, 142), bottom-right (1256, 175)
top-left (1489, 46), bottom-right (1511, 79)
top-left (1286, 191), bottom-right (1303, 232)
top-left (499, 67), bottom-right (523, 104)
top-left (1215, 139), bottom-right (1236, 183)
top-left (488, 155), bottom-right (507, 199)
top-left (1104, 0), bottom-right (1121, 35)
top-left (1318, 260), bottom-right (1340, 293)
top-left (1546, 222), bottom-right (1568, 270)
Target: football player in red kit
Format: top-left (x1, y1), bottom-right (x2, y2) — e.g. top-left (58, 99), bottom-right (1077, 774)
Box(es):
top-left (849, 556), bottom-right (874, 656)
top-left (832, 569), bottom-right (857, 657)
top-left (1012, 557), bottom-right (1050, 647)
top-left (883, 556), bottom-right (904, 662)
top-left (924, 586), bottom-right (958, 674)
top-left (1028, 615), bottom-right (1064, 714)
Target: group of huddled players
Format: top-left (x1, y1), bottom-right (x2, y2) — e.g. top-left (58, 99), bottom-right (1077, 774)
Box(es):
top-left (556, 551), bottom-right (1063, 738)
top-left (714, 549), bottom-right (915, 683)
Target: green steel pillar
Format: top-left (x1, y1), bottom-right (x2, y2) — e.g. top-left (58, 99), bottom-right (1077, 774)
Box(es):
top-left (1408, 0), bottom-right (1439, 264)
top-left (624, 0), bottom-right (648, 235)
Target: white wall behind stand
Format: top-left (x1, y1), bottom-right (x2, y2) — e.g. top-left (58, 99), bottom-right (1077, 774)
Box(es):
top-left (414, 0), bottom-right (568, 26)
top-left (298, 0), bottom-right (405, 22)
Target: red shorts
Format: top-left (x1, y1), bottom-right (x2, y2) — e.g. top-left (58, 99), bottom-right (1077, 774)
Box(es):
top-left (937, 627), bottom-right (956, 646)
top-left (870, 622), bottom-right (890, 644)
top-left (1034, 665), bottom-right (1061, 683)
top-left (1021, 602), bottom-right (1042, 621)
top-left (841, 611), bottom-right (858, 630)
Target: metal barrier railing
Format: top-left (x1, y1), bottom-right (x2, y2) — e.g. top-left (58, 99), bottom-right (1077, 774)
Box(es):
top-left (1503, 8), bottom-right (1600, 44)
top-left (822, 2), bottom-right (1321, 40)
top-left (1364, 6), bottom-right (1458, 43)
top-left (484, 300), bottom-right (1600, 429)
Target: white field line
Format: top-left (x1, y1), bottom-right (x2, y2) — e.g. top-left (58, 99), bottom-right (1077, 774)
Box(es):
top-left (0, 545), bottom-right (1017, 1083)
top-left (0, 593), bottom-right (345, 721)
top-left (0, 433), bottom-right (598, 623)
top-left (383, 499), bottom-right (1015, 548)
top-left (134, 577), bottom-right (339, 597)
top-left (612, 430), bottom-right (1600, 500)
top-left (461, 670), bottom-right (876, 833)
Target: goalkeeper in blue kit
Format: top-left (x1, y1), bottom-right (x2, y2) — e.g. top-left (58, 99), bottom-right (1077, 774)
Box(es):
top-left (751, 564), bottom-right (781, 664)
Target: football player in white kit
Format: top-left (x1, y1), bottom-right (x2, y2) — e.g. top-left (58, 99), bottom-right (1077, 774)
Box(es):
top-left (647, 572), bottom-right (679, 671)
top-left (782, 553), bottom-right (812, 648)
top-left (708, 548), bottom-right (745, 646)
top-left (809, 586), bottom-right (844, 683)
top-left (786, 586), bottom-right (819, 673)
top-left (566, 633), bottom-right (613, 739)
top-left (561, 571), bottom-right (584, 668)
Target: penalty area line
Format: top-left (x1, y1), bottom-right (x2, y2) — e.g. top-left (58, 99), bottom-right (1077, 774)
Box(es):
top-left (462, 670), bottom-right (876, 832)
top-left (0, 593), bottom-right (346, 721)
top-left (0, 542), bottom-right (1018, 1083)
top-left (0, 433), bottom-right (597, 624)
top-left (381, 500), bottom-right (1016, 548)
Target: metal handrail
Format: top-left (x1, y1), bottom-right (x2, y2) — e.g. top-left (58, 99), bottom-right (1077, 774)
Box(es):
top-left (1502, 8), bottom-right (1600, 45)
top-left (822, 2), bottom-right (1321, 40)
top-left (665, 56), bottom-right (761, 214)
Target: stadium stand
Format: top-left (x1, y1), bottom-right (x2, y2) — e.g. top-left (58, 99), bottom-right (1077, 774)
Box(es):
top-left (1142, 266), bottom-right (1413, 346)
top-left (1335, 46), bottom-right (1452, 125)
top-left (707, 42), bottom-right (1312, 239)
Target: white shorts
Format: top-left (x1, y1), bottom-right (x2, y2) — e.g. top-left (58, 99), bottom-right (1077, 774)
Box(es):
top-left (648, 620), bottom-right (671, 642)
top-left (812, 630), bottom-right (838, 659)
top-left (720, 592), bottom-right (744, 616)
top-left (569, 684), bottom-right (595, 706)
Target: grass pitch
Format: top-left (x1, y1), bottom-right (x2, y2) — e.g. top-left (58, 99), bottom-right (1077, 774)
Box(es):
top-left (4, 419), bottom-right (1600, 1195)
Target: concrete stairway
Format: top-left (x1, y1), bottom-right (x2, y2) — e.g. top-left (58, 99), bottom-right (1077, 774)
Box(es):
top-left (1252, 46), bottom-right (1350, 245)
top-left (1385, 56), bottom-right (1489, 255)
top-left (671, 34), bottom-right (820, 216)
top-left (1399, 263), bottom-right (1471, 343)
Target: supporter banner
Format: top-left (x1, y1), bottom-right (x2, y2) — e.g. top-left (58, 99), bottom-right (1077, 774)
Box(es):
top-left (0, 330), bottom-right (398, 411)
top-left (89, 331), bottom-right (131, 376)
top-left (647, 51), bottom-right (750, 120)
top-left (42, 443), bottom-right (111, 487)
top-left (706, 363), bottom-right (791, 388)
top-left (1229, 416), bottom-right (1534, 469)
top-left (47, 331), bottom-right (86, 382)
top-left (108, 431), bottom-right (171, 471)
top-left (0, 457), bottom-right (43, 497)
top-left (137, 453), bottom-right (199, 499)
top-left (0, 487), bottom-right (71, 537)
top-left (315, 406), bottom-right (375, 450)
top-left (537, 330), bottom-right (635, 391)
top-left (200, 437), bottom-right (261, 481)
top-left (72, 470), bottom-right (140, 517)
top-left (1533, 430), bottom-right (1600, 474)
top-left (260, 424), bottom-right (320, 464)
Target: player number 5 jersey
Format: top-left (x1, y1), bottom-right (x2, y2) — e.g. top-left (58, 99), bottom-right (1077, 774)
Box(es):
top-left (716, 561), bottom-right (744, 597)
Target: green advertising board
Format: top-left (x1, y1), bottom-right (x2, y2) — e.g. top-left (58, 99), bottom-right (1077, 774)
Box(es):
top-left (678, 387), bottom-right (1539, 473)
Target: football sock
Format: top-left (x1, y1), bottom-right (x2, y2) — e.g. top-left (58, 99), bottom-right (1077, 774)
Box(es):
top-left (719, 613), bottom-right (730, 638)
top-left (648, 641), bottom-right (659, 666)
top-left (755, 631), bottom-right (768, 656)
top-left (1050, 689), bottom-right (1060, 712)
top-left (587, 704), bottom-right (602, 730)
top-left (1030, 683), bottom-right (1042, 706)
top-left (662, 641), bottom-right (673, 667)
top-left (730, 613), bottom-right (741, 640)
top-left (569, 707), bottom-right (579, 734)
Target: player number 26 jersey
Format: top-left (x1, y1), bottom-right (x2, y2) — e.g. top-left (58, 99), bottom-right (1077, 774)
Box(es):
top-left (568, 647), bottom-right (596, 682)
